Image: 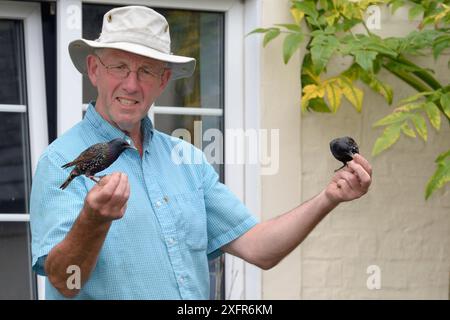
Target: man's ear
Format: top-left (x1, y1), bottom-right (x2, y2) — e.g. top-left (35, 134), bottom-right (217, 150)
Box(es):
top-left (159, 68), bottom-right (172, 91)
top-left (86, 54), bottom-right (99, 87)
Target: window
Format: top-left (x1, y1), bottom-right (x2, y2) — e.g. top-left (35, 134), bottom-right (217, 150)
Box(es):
top-left (0, 1), bottom-right (48, 299)
top-left (82, 3), bottom-right (225, 299)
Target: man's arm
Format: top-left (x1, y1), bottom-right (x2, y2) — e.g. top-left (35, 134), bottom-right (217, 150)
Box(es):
top-left (223, 154), bottom-right (372, 270)
top-left (45, 172), bottom-right (129, 298)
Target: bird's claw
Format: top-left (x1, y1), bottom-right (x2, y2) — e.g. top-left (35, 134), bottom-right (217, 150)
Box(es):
top-left (88, 175), bottom-right (105, 184)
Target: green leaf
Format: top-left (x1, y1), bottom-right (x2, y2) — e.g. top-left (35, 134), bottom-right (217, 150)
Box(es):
top-left (354, 50), bottom-right (378, 72)
top-left (275, 24), bottom-right (302, 32)
top-left (308, 97), bottom-right (332, 113)
top-left (293, 0), bottom-right (319, 20)
top-left (440, 92), bottom-right (450, 119)
top-left (310, 36), bottom-right (339, 74)
top-left (247, 28), bottom-right (271, 36)
top-left (283, 33), bottom-right (304, 64)
top-left (372, 123), bottom-right (402, 156)
top-left (399, 91), bottom-right (434, 105)
top-left (373, 111), bottom-right (411, 127)
top-left (390, 0), bottom-right (405, 15)
top-left (425, 157), bottom-right (450, 199)
top-left (433, 35), bottom-right (450, 59)
top-left (409, 4), bottom-right (424, 20)
top-left (400, 121), bottom-right (416, 138)
top-left (263, 28), bottom-right (281, 47)
top-left (436, 150), bottom-right (450, 163)
top-left (410, 114), bottom-right (427, 141)
top-left (423, 101), bottom-right (441, 130)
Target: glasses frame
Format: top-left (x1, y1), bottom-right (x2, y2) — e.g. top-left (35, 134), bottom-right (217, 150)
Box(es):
top-left (94, 54), bottom-right (167, 82)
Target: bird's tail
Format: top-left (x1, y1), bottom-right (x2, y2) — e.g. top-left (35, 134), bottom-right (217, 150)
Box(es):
top-left (61, 161), bottom-right (76, 169)
top-left (60, 170), bottom-right (80, 190)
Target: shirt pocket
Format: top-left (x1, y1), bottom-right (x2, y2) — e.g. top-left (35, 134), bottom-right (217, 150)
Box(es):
top-left (173, 188), bottom-right (207, 251)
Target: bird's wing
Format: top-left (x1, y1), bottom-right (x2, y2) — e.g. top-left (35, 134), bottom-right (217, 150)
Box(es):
top-left (61, 143), bottom-right (107, 168)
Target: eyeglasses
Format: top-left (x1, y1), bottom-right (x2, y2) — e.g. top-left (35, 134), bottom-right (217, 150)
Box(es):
top-left (95, 55), bottom-right (167, 82)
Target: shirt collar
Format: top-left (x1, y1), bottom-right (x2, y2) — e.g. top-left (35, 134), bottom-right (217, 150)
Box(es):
top-left (84, 101), bottom-right (154, 153)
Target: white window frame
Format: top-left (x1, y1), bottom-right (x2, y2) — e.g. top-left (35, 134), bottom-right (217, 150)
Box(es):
top-left (59, 0), bottom-right (262, 300)
top-left (0, 0), bottom-right (49, 300)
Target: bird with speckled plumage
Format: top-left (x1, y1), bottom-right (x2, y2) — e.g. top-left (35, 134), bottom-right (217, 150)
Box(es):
top-left (60, 138), bottom-right (134, 190)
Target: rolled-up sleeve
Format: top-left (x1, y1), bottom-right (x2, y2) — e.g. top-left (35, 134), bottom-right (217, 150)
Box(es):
top-left (30, 150), bottom-right (86, 275)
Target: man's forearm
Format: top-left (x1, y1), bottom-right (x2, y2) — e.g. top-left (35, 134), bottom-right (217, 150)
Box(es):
top-left (45, 205), bottom-right (111, 298)
top-left (225, 190), bottom-right (338, 270)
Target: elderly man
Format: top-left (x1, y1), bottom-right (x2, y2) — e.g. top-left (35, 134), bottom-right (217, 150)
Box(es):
top-left (30, 6), bottom-right (372, 300)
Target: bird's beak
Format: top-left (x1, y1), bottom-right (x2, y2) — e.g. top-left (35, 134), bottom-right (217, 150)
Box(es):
top-left (128, 145), bottom-right (138, 150)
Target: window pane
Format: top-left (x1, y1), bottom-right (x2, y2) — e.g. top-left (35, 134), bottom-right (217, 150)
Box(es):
top-left (0, 113), bottom-right (31, 214)
top-left (156, 10), bottom-right (224, 109)
top-left (154, 114), bottom-right (224, 181)
top-left (0, 112), bottom-right (31, 214)
top-left (0, 222), bottom-right (36, 299)
top-left (82, 5), bottom-right (224, 109)
top-left (0, 20), bottom-right (26, 105)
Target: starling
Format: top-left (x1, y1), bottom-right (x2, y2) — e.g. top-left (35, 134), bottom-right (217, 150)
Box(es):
top-left (60, 138), bottom-right (133, 190)
top-left (330, 136), bottom-right (359, 172)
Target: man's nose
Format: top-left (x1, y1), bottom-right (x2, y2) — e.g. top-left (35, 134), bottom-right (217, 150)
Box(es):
top-left (121, 70), bottom-right (140, 92)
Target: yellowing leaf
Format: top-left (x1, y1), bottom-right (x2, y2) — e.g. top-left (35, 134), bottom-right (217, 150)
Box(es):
top-left (290, 7), bottom-right (305, 24)
top-left (325, 81), bottom-right (342, 113)
top-left (325, 11), bottom-right (340, 26)
top-left (302, 84), bottom-right (325, 100)
top-left (423, 102), bottom-right (441, 130)
top-left (425, 156), bottom-right (450, 199)
top-left (411, 114), bottom-right (427, 141)
top-left (339, 77), bottom-right (363, 112)
top-left (401, 121), bottom-right (416, 138)
top-left (372, 123), bottom-right (402, 156)
top-left (394, 103), bottom-right (422, 113)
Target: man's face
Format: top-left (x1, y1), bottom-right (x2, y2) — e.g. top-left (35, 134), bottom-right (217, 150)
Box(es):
top-left (86, 48), bottom-right (171, 133)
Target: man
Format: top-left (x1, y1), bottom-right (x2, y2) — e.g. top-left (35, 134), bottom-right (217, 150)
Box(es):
top-left (30, 6), bottom-right (372, 299)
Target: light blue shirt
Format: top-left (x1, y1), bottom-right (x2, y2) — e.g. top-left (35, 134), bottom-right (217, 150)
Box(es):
top-left (30, 103), bottom-right (258, 299)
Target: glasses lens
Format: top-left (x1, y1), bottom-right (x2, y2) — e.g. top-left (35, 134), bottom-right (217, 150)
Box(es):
top-left (108, 65), bottom-right (129, 79)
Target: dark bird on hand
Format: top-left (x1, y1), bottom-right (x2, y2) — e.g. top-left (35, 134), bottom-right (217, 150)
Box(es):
top-left (330, 136), bottom-right (359, 172)
top-left (60, 138), bottom-right (134, 190)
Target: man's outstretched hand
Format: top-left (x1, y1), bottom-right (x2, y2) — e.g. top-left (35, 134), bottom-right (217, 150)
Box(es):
top-left (325, 154), bottom-right (372, 204)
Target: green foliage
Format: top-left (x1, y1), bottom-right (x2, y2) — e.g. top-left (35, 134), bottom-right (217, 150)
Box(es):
top-left (251, 0), bottom-right (450, 199)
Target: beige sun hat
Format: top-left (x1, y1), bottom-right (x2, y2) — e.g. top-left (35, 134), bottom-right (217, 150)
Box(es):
top-left (68, 6), bottom-right (196, 80)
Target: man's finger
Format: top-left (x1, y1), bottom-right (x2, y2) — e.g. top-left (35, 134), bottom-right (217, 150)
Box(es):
top-left (352, 154), bottom-right (372, 177)
top-left (336, 170), bottom-right (358, 190)
top-left (95, 172), bottom-right (122, 202)
top-left (348, 161), bottom-right (371, 190)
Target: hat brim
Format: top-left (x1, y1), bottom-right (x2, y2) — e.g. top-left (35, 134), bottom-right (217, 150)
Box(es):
top-left (69, 39), bottom-right (196, 80)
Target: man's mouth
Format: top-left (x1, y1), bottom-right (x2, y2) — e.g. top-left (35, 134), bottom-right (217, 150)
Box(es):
top-left (116, 97), bottom-right (138, 106)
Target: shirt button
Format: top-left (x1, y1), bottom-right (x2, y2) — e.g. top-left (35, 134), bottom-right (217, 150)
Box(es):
top-left (167, 238), bottom-right (176, 246)
top-left (155, 201), bottom-right (162, 207)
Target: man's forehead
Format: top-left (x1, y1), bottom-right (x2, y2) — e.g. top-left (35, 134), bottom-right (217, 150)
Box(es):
top-left (101, 48), bottom-right (165, 66)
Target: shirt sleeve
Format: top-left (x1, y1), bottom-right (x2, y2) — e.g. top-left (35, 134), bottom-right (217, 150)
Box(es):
top-left (201, 155), bottom-right (259, 260)
top-left (30, 150), bottom-right (87, 275)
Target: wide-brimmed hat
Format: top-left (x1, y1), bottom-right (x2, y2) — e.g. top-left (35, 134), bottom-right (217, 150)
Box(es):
top-left (68, 6), bottom-right (196, 80)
